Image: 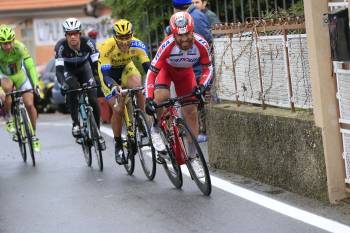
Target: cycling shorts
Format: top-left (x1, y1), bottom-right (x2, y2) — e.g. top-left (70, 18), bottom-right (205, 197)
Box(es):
top-left (100, 61), bottom-right (141, 98)
top-left (0, 69), bottom-right (33, 91)
top-left (155, 64), bottom-right (196, 97)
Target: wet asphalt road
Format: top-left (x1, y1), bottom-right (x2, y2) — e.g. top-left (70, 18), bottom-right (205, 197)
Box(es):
top-left (0, 113), bottom-right (348, 233)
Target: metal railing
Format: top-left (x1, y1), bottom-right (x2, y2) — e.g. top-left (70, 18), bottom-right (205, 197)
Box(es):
top-left (211, 17), bottom-right (311, 111)
top-left (208, 0), bottom-right (301, 23)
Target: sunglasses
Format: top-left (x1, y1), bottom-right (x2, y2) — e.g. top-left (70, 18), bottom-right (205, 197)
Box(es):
top-left (114, 34), bottom-right (132, 42)
top-left (66, 31), bottom-right (80, 37)
top-left (0, 41), bottom-right (13, 45)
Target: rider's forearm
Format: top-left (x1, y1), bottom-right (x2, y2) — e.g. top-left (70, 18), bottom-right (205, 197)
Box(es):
top-left (199, 63), bottom-right (213, 88)
top-left (142, 62), bottom-right (150, 74)
top-left (91, 61), bottom-right (99, 78)
top-left (23, 57), bottom-right (39, 87)
top-left (103, 75), bottom-right (116, 89)
top-left (56, 65), bottom-right (65, 85)
top-left (145, 69), bottom-right (157, 99)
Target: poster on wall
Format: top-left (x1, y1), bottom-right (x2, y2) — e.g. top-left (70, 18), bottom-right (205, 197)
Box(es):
top-left (33, 16), bottom-right (112, 46)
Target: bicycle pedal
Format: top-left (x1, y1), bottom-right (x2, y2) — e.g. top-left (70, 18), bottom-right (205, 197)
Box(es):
top-left (116, 158), bottom-right (128, 165)
top-left (76, 138), bottom-right (83, 145)
top-left (12, 134), bottom-right (18, 142)
top-left (156, 155), bottom-right (165, 164)
top-left (98, 143), bottom-right (106, 151)
top-left (156, 151), bottom-right (168, 164)
top-left (115, 154), bottom-right (127, 165)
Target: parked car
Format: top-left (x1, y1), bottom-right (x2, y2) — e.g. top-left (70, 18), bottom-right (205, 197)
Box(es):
top-left (40, 59), bottom-right (68, 113)
top-left (36, 60), bottom-right (56, 113)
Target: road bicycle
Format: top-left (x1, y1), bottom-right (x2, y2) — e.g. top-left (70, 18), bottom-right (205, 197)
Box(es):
top-left (152, 92), bottom-right (212, 196)
top-left (6, 89), bottom-right (36, 166)
top-left (65, 84), bottom-right (104, 171)
top-left (113, 86), bottom-right (156, 180)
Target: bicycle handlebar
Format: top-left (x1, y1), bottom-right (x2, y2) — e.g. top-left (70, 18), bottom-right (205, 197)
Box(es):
top-left (63, 85), bottom-right (99, 94)
top-left (112, 86), bottom-right (144, 97)
top-left (119, 86), bottom-right (144, 96)
top-left (154, 92), bottom-right (204, 109)
top-left (113, 86), bottom-right (144, 107)
top-left (5, 89), bottom-right (33, 97)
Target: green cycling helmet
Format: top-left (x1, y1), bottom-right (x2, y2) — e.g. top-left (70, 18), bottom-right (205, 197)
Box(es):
top-left (0, 25), bottom-right (15, 43)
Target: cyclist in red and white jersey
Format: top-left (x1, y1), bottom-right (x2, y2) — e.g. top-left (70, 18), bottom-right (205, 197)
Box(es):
top-left (145, 12), bottom-right (212, 172)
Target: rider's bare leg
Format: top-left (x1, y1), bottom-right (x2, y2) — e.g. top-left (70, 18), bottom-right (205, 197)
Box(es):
top-left (153, 88), bottom-right (170, 125)
top-left (1, 79), bottom-right (13, 120)
top-left (22, 92), bottom-right (37, 130)
top-left (127, 75), bottom-right (145, 111)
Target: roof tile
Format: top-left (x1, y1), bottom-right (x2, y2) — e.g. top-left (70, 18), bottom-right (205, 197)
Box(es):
top-left (0, 0), bottom-right (92, 11)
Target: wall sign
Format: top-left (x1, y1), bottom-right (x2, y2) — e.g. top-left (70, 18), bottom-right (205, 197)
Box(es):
top-left (33, 16), bottom-right (112, 46)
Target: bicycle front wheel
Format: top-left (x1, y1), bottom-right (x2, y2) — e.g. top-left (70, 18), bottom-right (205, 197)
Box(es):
top-left (14, 112), bottom-right (26, 162)
top-left (81, 130), bottom-right (92, 167)
top-left (160, 127), bottom-right (183, 189)
top-left (135, 111), bottom-right (156, 180)
top-left (88, 113), bottom-right (103, 171)
top-left (21, 108), bottom-right (35, 166)
top-left (177, 118), bottom-right (211, 196)
top-left (122, 117), bottom-right (135, 175)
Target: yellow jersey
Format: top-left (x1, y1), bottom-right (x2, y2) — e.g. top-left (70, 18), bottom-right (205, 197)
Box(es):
top-left (99, 37), bottom-right (150, 68)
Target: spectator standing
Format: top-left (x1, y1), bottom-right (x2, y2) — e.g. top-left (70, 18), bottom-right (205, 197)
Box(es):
top-left (172, 0), bottom-right (212, 44)
top-left (86, 27), bottom-right (99, 45)
top-left (192, 0), bottom-right (221, 26)
top-left (172, 0), bottom-right (214, 142)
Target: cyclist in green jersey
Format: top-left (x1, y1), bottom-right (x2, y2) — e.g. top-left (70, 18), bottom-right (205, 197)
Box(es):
top-left (0, 25), bottom-right (41, 152)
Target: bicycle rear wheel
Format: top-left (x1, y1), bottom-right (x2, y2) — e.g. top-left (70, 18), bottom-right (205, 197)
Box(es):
top-left (122, 117), bottom-right (135, 175)
top-left (176, 118), bottom-right (211, 196)
top-left (159, 127), bottom-right (183, 189)
top-left (21, 108), bottom-right (35, 166)
top-left (14, 112), bottom-right (26, 162)
top-left (88, 113), bottom-right (103, 171)
top-left (135, 111), bottom-right (156, 180)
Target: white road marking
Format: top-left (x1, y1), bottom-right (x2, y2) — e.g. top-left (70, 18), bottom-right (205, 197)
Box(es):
top-left (37, 122), bottom-right (350, 232)
top-left (99, 126), bottom-right (350, 232)
top-left (38, 122), bottom-right (71, 127)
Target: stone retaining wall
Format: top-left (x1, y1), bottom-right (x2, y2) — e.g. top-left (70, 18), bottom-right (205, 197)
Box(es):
top-left (207, 104), bottom-right (328, 201)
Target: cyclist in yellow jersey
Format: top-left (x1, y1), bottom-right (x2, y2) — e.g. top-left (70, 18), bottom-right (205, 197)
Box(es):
top-left (0, 25), bottom-right (41, 152)
top-left (99, 19), bottom-right (151, 164)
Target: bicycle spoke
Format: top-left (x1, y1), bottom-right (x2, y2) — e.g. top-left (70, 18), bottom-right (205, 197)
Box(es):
top-left (177, 118), bottom-right (211, 196)
top-left (135, 112), bottom-right (156, 180)
top-left (88, 113), bottom-right (103, 171)
top-left (21, 108), bottom-right (35, 166)
top-left (122, 116), bottom-right (135, 175)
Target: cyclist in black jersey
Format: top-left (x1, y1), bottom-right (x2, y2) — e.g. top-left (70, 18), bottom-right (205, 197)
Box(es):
top-left (54, 18), bottom-right (105, 148)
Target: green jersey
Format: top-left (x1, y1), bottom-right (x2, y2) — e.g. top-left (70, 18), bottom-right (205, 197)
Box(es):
top-left (0, 40), bottom-right (38, 88)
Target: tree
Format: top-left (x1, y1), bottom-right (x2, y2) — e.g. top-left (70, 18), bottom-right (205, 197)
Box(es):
top-left (104, 0), bottom-right (172, 48)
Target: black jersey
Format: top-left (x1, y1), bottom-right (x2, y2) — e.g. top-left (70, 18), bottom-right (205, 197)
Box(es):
top-left (54, 36), bottom-right (99, 84)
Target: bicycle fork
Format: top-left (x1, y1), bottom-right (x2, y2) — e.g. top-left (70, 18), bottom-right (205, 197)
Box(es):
top-left (123, 105), bottom-right (137, 156)
top-left (162, 116), bottom-right (186, 165)
top-left (18, 104), bottom-right (34, 142)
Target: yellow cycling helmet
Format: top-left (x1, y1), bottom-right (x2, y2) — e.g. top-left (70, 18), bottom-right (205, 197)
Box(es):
top-left (0, 25), bottom-right (15, 43)
top-left (113, 19), bottom-right (133, 37)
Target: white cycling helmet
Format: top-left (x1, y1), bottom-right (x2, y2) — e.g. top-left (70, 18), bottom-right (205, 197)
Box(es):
top-left (62, 18), bottom-right (82, 32)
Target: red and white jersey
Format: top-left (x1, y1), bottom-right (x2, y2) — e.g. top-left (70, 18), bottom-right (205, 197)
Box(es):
top-left (145, 33), bottom-right (213, 98)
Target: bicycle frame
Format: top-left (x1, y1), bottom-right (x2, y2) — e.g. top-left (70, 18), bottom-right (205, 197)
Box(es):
top-left (122, 103), bottom-right (134, 139)
top-left (65, 85), bottom-right (97, 135)
top-left (115, 87), bottom-right (144, 151)
top-left (156, 94), bottom-right (199, 166)
top-left (9, 90), bottom-right (35, 139)
top-left (6, 88), bottom-right (36, 165)
top-left (78, 92), bottom-right (92, 135)
top-left (113, 86), bottom-right (157, 178)
top-left (154, 93), bottom-right (211, 195)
